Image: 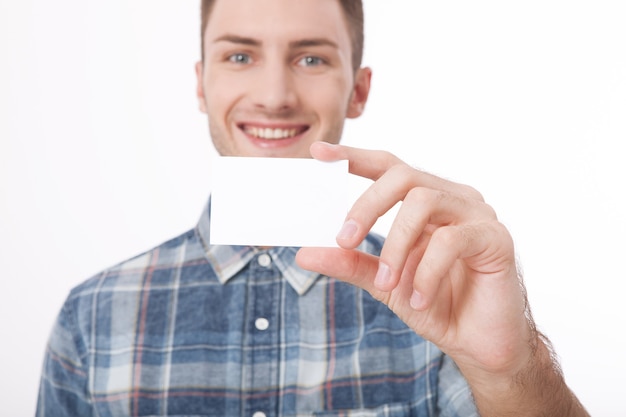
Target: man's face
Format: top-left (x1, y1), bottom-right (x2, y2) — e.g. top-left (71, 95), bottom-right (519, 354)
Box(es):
top-left (196, 0), bottom-right (371, 158)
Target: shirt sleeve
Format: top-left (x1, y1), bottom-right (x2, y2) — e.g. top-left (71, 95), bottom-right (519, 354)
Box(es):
top-left (36, 299), bottom-right (93, 417)
top-left (436, 354), bottom-right (479, 417)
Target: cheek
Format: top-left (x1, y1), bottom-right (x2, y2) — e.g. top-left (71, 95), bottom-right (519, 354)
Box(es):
top-left (300, 75), bottom-right (353, 118)
top-left (203, 73), bottom-right (245, 114)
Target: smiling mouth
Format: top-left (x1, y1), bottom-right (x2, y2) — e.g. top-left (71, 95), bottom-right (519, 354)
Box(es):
top-left (241, 125), bottom-right (309, 140)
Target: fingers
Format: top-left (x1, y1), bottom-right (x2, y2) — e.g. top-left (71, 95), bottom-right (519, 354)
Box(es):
top-left (296, 222), bottom-right (511, 318)
top-left (295, 247), bottom-right (381, 295)
top-left (310, 141), bottom-right (400, 181)
top-left (371, 187), bottom-right (497, 291)
top-left (311, 142), bottom-right (484, 200)
top-left (309, 142), bottom-right (510, 311)
top-left (336, 162), bottom-right (497, 293)
top-left (411, 221), bottom-right (515, 311)
top-left (336, 164), bottom-right (430, 248)
top-left (409, 225), bottom-right (476, 311)
top-left (313, 141), bottom-right (490, 251)
top-left (303, 143), bottom-right (528, 374)
top-left (295, 245), bottom-right (424, 311)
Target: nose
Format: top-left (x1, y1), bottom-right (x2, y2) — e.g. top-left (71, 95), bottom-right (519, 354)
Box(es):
top-left (249, 58), bottom-right (298, 112)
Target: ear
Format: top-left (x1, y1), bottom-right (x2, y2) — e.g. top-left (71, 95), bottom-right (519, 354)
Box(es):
top-left (195, 61), bottom-right (208, 114)
top-left (346, 67), bottom-right (372, 119)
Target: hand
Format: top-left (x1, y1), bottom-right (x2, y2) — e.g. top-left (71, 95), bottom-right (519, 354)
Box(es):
top-left (296, 142), bottom-right (533, 381)
top-left (298, 143), bottom-right (591, 416)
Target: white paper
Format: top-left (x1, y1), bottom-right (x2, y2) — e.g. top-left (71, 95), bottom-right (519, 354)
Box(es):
top-left (210, 156), bottom-right (350, 247)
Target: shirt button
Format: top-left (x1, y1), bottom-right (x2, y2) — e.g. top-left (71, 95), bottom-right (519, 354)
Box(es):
top-left (257, 253), bottom-right (272, 267)
top-left (252, 412), bottom-right (266, 417)
top-left (255, 317), bottom-right (270, 331)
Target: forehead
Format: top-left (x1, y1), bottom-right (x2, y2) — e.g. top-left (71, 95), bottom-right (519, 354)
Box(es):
top-left (205, 0), bottom-right (351, 48)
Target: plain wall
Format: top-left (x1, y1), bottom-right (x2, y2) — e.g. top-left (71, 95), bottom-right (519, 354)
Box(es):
top-left (1, 0), bottom-right (624, 415)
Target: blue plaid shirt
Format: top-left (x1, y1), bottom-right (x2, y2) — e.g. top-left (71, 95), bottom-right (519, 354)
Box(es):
top-left (37, 200), bottom-right (478, 416)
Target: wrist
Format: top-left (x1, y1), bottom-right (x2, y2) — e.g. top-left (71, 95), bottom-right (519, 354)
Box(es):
top-left (464, 333), bottom-right (588, 417)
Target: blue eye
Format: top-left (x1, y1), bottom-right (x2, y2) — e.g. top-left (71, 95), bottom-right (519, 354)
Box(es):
top-left (299, 56), bottom-right (323, 66)
top-left (229, 53), bottom-right (251, 64)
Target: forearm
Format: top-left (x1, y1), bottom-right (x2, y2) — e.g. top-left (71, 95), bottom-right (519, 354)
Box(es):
top-left (467, 334), bottom-right (589, 417)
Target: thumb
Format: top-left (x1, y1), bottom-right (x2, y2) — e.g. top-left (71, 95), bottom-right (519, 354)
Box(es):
top-left (296, 247), bottom-right (381, 293)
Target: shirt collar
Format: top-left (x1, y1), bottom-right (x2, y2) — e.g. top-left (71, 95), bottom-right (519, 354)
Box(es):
top-left (195, 198), bottom-right (323, 295)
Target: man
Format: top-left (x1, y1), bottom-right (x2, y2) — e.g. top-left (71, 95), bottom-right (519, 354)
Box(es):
top-left (37, 0), bottom-right (589, 415)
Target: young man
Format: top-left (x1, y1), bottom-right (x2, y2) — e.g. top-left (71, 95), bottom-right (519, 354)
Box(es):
top-left (37, 0), bottom-right (589, 415)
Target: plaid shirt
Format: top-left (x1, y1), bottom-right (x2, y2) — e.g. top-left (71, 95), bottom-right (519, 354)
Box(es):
top-left (37, 200), bottom-right (478, 416)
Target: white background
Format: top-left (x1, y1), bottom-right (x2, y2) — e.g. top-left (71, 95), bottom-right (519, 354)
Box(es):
top-left (1, 0), bottom-right (625, 415)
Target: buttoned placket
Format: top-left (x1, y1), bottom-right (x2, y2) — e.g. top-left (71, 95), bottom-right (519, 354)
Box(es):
top-left (242, 251), bottom-right (282, 417)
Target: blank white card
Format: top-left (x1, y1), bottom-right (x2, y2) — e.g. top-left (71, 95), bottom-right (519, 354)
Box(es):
top-left (210, 156), bottom-right (350, 247)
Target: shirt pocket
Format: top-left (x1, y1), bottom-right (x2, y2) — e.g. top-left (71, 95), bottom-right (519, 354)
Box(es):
top-left (312, 401), bottom-right (413, 417)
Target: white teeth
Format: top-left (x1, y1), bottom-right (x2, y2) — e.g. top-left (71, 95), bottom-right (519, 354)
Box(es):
top-left (245, 126), bottom-right (299, 140)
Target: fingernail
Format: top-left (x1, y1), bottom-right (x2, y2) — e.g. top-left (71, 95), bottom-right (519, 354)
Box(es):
top-left (374, 262), bottom-right (392, 289)
top-left (317, 141), bottom-right (336, 148)
top-left (410, 290), bottom-right (425, 310)
top-left (337, 219), bottom-right (358, 240)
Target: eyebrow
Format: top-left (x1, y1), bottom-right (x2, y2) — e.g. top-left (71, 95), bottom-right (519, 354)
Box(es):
top-left (212, 34), bottom-right (261, 46)
top-left (289, 38), bottom-right (339, 49)
top-left (212, 34), bottom-right (338, 50)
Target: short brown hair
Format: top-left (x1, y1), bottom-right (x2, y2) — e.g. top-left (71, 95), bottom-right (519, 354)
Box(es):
top-left (200, 0), bottom-right (364, 72)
